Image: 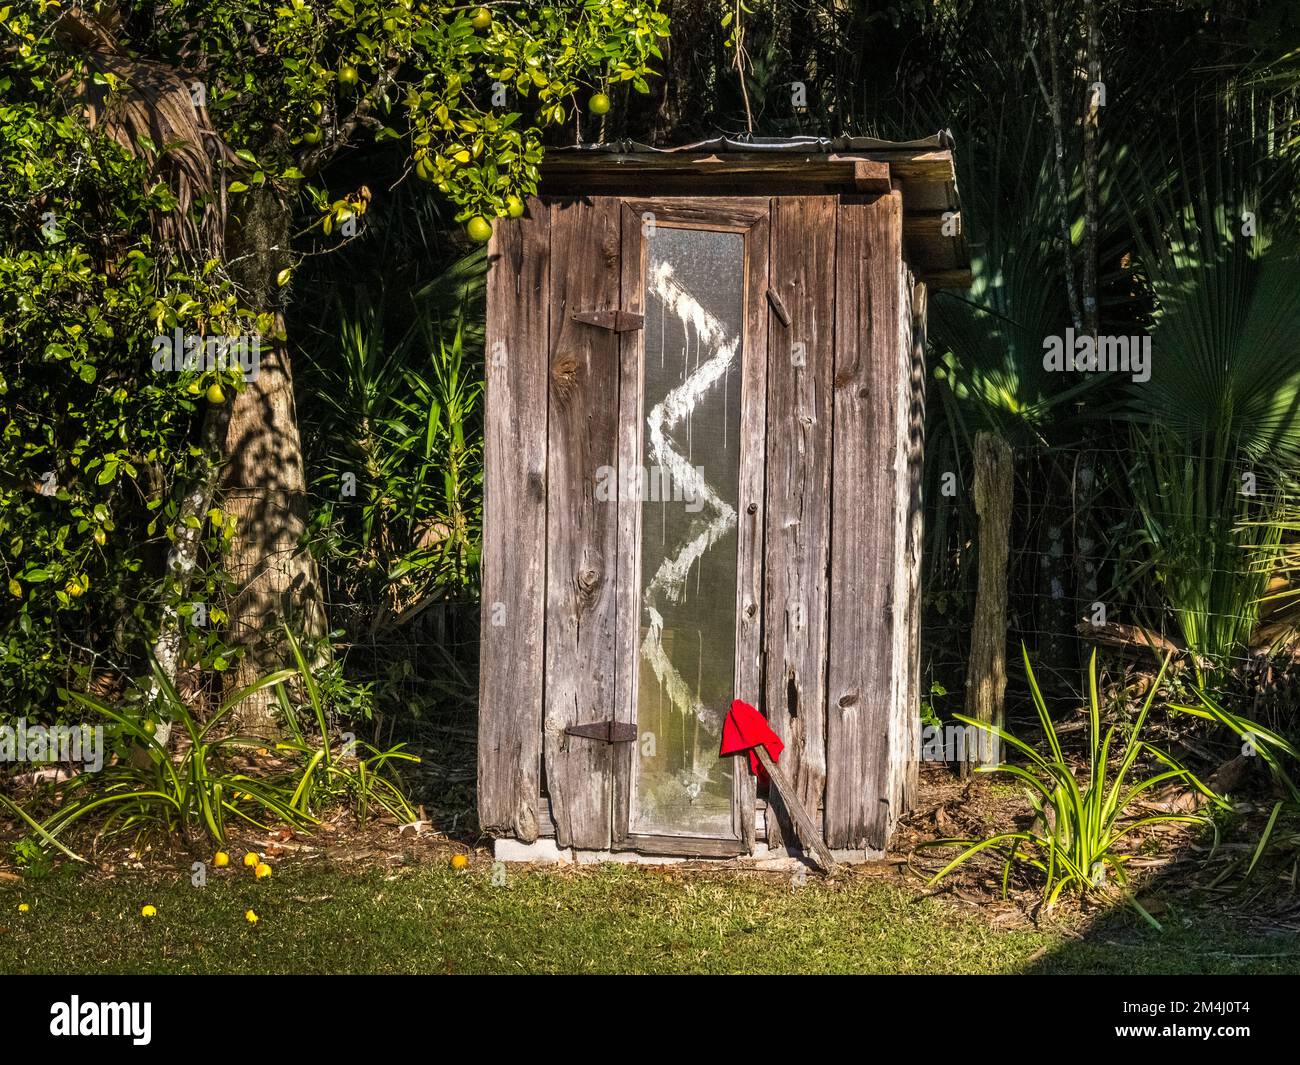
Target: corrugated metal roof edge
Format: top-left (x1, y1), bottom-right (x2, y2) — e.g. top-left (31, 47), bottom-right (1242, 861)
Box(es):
top-left (551, 131), bottom-right (955, 154)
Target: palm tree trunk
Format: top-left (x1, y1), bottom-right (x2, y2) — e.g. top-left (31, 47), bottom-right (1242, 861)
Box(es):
top-left (221, 184), bottom-right (328, 737)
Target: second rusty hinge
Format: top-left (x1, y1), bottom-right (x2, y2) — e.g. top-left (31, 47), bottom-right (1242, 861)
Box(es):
top-left (572, 309), bottom-right (644, 332)
top-left (565, 720), bottom-right (638, 743)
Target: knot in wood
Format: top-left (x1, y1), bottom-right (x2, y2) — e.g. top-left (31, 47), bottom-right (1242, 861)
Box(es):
top-left (550, 353), bottom-right (580, 399)
top-left (576, 567), bottom-right (602, 601)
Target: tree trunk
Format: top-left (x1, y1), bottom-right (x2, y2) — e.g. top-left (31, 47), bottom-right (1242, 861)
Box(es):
top-left (1074, 0), bottom-right (1103, 637)
top-left (221, 184), bottom-right (327, 737)
top-left (1025, 0), bottom-right (1082, 332)
top-left (1080, 0), bottom-right (1100, 341)
top-left (963, 432), bottom-right (1014, 776)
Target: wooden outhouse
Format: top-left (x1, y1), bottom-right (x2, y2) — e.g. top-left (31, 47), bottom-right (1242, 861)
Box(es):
top-left (478, 135), bottom-right (968, 860)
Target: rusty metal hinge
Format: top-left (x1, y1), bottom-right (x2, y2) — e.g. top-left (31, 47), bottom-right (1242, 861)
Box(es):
top-left (571, 309), bottom-right (644, 332)
top-left (565, 720), bottom-right (637, 743)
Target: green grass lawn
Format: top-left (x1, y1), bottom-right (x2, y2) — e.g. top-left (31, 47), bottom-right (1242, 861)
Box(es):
top-left (1, 860), bottom-right (1294, 975)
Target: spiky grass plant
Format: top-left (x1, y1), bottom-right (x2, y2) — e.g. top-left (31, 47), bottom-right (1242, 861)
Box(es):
top-left (14, 628), bottom-right (417, 859)
top-left (921, 649), bottom-right (1222, 926)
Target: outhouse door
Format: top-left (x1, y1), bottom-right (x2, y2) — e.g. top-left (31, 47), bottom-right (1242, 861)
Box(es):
top-left (543, 196), bottom-right (774, 856)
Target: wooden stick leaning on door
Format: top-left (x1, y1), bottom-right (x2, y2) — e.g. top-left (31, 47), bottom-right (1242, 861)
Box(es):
top-left (721, 699), bottom-right (839, 874)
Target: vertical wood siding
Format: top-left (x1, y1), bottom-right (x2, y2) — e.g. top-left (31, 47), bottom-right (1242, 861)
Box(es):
top-left (477, 198), bottom-right (550, 840)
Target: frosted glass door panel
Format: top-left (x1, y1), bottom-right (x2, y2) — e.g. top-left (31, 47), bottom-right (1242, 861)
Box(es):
top-left (631, 225), bottom-right (744, 838)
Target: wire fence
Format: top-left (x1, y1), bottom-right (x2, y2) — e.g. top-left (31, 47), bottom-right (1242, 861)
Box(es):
top-left (921, 436), bottom-right (1300, 733)
top-left (292, 430), bottom-right (1300, 807)
top-left (311, 547), bottom-right (480, 828)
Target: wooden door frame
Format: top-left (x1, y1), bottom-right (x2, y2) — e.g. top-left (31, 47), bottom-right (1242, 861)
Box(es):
top-left (611, 196), bottom-right (770, 856)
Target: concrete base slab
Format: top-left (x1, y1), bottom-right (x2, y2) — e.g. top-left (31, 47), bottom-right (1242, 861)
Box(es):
top-left (492, 838), bottom-right (571, 863)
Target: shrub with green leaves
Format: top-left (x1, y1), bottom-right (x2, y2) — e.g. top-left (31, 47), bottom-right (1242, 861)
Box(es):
top-left (147, 0), bottom-right (670, 227)
top-left (0, 9), bottom-right (249, 720)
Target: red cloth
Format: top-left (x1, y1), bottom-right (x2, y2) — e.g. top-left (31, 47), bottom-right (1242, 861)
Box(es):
top-left (719, 699), bottom-right (784, 780)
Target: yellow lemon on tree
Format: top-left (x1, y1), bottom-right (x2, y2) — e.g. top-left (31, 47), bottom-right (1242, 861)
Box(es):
top-left (338, 64), bottom-right (359, 87)
top-left (471, 7), bottom-right (491, 29)
top-left (243, 852), bottom-right (259, 868)
top-left (466, 216), bottom-right (492, 243)
top-left (213, 851), bottom-right (230, 868)
top-left (205, 382), bottom-right (226, 404)
top-left (506, 194), bottom-right (525, 218)
top-left (245, 909), bottom-right (259, 924)
top-left (588, 92), bottom-right (611, 116)
top-left (141, 905), bottom-right (157, 918)
top-left (255, 862), bottom-right (273, 879)
top-left (450, 853), bottom-right (469, 870)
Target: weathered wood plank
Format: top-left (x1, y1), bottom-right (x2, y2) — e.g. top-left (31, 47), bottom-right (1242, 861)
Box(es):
top-left (477, 198), bottom-right (550, 842)
top-left (754, 745), bottom-right (838, 873)
top-left (825, 192), bottom-right (903, 851)
top-left (763, 195), bottom-right (836, 851)
top-left (541, 150), bottom-right (954, 199)
top-left (884, 264), bottom-right (921, 835)
top-left (898, 279), bottom-right (927, 822)
top-left (915, 268), bottom-right (972, 290)
top-left (963, 430), bottom-right (1013, 774)
top-left (621, 197), bottom-right (772, 230)
top-left (621, 834), bottom-right (749, 858)
top-left (544, 196), bottom-right (622, 850)
top-left (733, 203), bottom-right (770, 851)
top-left (611, 203), bottom-right (644, 847)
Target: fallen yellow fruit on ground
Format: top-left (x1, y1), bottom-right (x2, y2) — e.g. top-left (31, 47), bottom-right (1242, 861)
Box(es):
top-left (213, 851), bottom-right (230, 867)
top-left (255, 863), bottom-right (272, 879)
top-left (243, 852), bottom-right (259, 867)
top-left (451, 854), bottom-right (469, 870)
top-left (141, 905), bottom-right (157, 918)
top-left (245, 909), bottom-right (259, 924)
top-left (18, 902), bottom-right (29, 913)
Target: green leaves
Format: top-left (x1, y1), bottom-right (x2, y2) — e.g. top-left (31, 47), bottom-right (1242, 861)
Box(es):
top-left (141, 0), bottom-right (666, 218)
top-left (305, 265), bottom-right (485, 607)
top-left (920, 649), bottom-right (1220, 924)
top-left (10, 647), bottom-right (417, 856)
top-left (0, 68), bottom-right (257, 718)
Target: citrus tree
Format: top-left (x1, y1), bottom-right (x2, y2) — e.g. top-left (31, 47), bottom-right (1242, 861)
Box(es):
top-left (3, 0), bottom-right (667, 733)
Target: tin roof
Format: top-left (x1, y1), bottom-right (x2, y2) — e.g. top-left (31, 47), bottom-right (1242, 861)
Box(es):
top-left (541, 133), bottom-right (968, 287)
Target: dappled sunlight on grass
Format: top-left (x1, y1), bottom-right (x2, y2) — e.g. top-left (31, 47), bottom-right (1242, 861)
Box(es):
top-left (2, 860), bottom-right (1295, 975)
